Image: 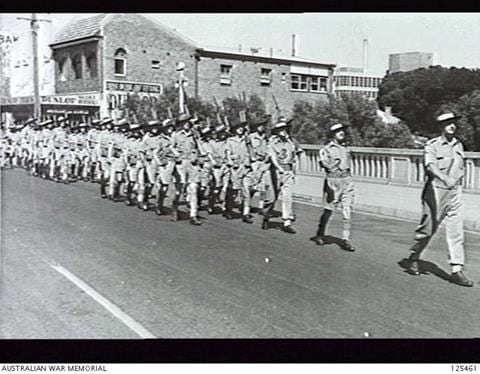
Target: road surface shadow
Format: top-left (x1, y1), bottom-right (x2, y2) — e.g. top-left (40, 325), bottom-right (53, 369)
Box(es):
top-left (398, 258), bottom-right (451, 282)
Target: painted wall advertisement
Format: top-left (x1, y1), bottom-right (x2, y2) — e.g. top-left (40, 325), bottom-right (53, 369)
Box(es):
top-left (104, 80), bottom-right (163, 118)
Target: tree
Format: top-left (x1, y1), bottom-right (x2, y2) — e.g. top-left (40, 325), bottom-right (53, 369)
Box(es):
top-left (125, 85), bottom-right (267, 128)
top-left (378, 66), bottom-right (480, 137)
top-left (291, 94), bottom-right (415, 148)
top-left (440, 90), bottom-right (480, 151)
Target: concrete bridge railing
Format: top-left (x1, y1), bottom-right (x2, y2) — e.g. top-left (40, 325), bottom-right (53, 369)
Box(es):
top-left (296, 145), bottom-right (480, 194)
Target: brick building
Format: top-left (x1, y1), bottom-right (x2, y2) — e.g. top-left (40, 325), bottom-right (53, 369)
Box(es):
top-left (48, 13), bottom-right (335, 122)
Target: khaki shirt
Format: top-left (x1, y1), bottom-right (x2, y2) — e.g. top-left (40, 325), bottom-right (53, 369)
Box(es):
top-left (268, 135), bottom-right (296, 167)
top-left (319, 141), bottom-right (352, 177)
top-left (227, 136), bottom-right (250, 166)
top-left (171, 130), bottom-right (198, 158)
top-left (424, 135), bottom-right (464, 188)
top-left (206, 139), bottom-right (228, 164)
top-left (249, 133), bottom-right (269, 161)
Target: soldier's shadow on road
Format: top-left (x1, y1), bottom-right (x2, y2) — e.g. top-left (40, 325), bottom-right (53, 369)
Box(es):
top-left (320, 235), bottom-right (353, 251)
top-left (398, 258), bottom-right (451, 282)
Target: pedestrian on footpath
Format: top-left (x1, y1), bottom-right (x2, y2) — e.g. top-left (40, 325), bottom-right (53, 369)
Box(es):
top-left (310, 123), bottom-right (355, 252)
top-left (405, 112), bottom-right (474, 287)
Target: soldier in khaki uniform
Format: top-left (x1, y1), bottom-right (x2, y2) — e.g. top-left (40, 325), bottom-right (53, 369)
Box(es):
top-left (405, 112), bottom-right (473, 287)
top-left (225, 120), bottom-right (253, 222)
top-left (107, 119), bottom-right (129, 201)
top-left (154, 119), bottom-right (177, 216)
top-left (247, 117), bottom-right (272, 215)
top-left (203, 124), bottom-right (230, 215)
top-left (171, 113), bottom-right (202, 225)
top-left (310, 123), bottom-right (355, 252)
top-left (137, 120), bottom-right (162, 210)
top-left (262, 117), bottom-right (302, 234)
top-left (124, 123), bottom-right (143, 206)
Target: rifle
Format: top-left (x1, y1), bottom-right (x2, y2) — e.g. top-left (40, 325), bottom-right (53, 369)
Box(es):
top-left (271, 94), bottom-right (282, 121)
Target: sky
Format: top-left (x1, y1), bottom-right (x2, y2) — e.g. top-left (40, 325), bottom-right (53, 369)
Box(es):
top-left (2, 13), bottom-right (480, 76)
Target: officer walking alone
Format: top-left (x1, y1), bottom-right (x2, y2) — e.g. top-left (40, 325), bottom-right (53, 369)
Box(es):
top-left (405, 112), bottom-right (474, 287)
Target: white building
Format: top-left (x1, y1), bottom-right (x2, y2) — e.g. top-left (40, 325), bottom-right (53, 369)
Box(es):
top-left (333, 67), bottom-right (383, 100)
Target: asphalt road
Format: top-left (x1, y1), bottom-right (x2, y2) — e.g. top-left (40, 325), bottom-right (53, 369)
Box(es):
top-left (1, 168), bottom-right (479, 338)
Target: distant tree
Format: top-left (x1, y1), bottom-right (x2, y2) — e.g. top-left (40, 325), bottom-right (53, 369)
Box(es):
top-left (291, 94), bottom-right (415, 148)
top-left (377, 66), bottom-right (480, 136)
top-left (361, 119), bottom-right (415, 148)
top-left (439, 90), bottom-right (480, 151)
top-left (125, 86), bottom-right (267, 128)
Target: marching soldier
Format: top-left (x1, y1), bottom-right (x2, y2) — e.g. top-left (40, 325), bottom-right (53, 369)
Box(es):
top-left (171, 113), bottom-right (202, 225)
top-left (247, 117), bottom-right (272, 215)
top-left (404, 112), bottom-right (474, 287)
top-left (88, 119), bottom-right (102, 181)
top-left (310, 123), bottom-right (355, 251)
top-left (224, 119), bottom-right (253, 223)
top-left (98, 118), bottom-right (114, 198)
top-left (262, 117), bottom-right (302, 234)
top-left (197, 125), bottom-right (214, 210)
top-left (107, 119), bottom-right (129, 201)
top-left (203, 124), bottom-right (230, 215)
top-left (32, 119), bottom-right (52, 177)
top-left (74, 123), bottom-right (91, 181)
top-left (153, 119), bottom-right (177, 216)
top-left (1, 124), bottom-right (14, 169)
top-left (124, 123), bottom-right (144, 206)
top-left (19, 118), bottom-right (36, 170)
top-left (137, 120), bottom-right (162, 210)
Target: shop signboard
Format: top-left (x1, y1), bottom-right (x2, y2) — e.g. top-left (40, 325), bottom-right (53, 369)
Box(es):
top-left (104, 80), bottom-right (163, 112)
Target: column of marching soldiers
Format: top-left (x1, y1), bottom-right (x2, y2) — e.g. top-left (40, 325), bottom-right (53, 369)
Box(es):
top-left (0, 110), bottom-right (305, 232)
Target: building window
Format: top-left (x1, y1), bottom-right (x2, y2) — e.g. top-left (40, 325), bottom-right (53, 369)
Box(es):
top-left (152, 60), bottom-right (161, 69)
top-left (310, 76), bottom-right (328, 92)
top-left (72, 54), bottom-right (82, 79)
top-left (114, 48), bottom-right (127, 76)
top-left (281, 72), bottom-right (287, 83)
top-left (290, 74), bottom-right (308, 91)
top-left (260, 68), bottom-right (272, 86)
top-left (220, 64), bottom-right (232, 85)
top-left (86, 53), bottom-right (97, 79)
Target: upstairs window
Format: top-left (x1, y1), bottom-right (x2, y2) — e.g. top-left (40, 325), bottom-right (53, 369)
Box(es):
top-left (260, 68), bottom-right (272, 86)
top-left (114, 48), bottom-right (127, 76)
top-left (151, 60), bottom-right (161, 69)
top-left (220, 64), bottom-right (232, 85)
top-left (310, 76), bottom-right (328, 92)
top-left (290, 74), bottom-right (308, 91)
top-left (72, 54), bottom-right (82, 79)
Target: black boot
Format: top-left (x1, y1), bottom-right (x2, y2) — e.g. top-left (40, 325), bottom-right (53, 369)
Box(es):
top-left (125, 182), bottom-right (134, 206)
top-left (113, 182), bottom-right (121, 202)
top-left (100, 177), bottom-right (107, 198)
top-left (139, 185), bottom-right (151, 210)
top-left (155, 185), bottom-right (166, 215)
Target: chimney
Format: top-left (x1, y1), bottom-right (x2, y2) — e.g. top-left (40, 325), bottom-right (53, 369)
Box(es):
top-left (385, 106), bottom-right (392, 116)
top-left (362, 38), bottom-right (368, 73)
top-left (291, 34), bottom-right (296, 57)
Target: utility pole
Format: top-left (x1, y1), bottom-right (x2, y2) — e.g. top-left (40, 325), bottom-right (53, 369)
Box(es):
top-left (17, 13), bottom-right (51, 120)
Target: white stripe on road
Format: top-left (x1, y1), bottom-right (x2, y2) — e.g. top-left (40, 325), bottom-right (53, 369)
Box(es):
top-left (51, 264), bottom-right (156, 339)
